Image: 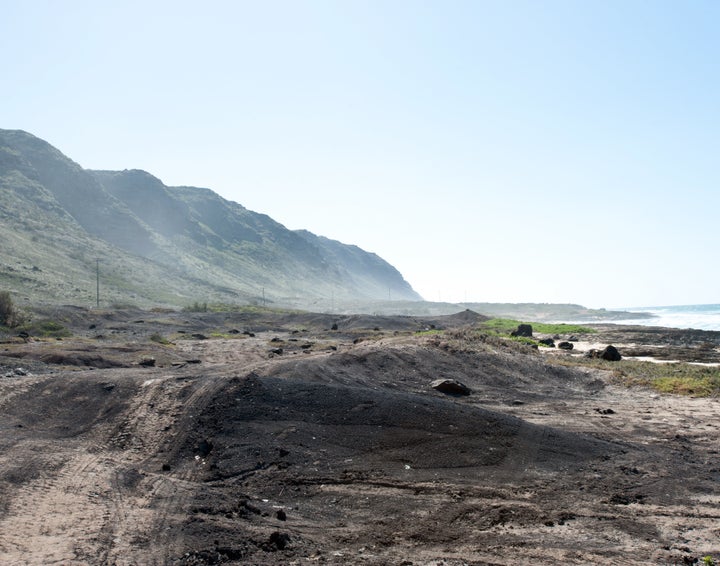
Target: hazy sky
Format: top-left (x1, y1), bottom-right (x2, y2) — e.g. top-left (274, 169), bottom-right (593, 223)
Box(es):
top-left (3, 0), bottom-right (719, 308)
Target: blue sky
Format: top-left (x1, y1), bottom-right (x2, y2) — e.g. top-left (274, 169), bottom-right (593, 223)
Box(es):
top-left (2, 0), bottom-right (719, 308)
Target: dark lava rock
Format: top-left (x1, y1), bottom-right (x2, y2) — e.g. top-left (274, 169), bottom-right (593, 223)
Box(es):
top-left (586, 345), bottom-right (622, 361)
top-left (600, 345), bottom-right (622, 361)
top-left (191, 333), bottom-right (207, 340)
top-left (431, 378), bottom-right (471, 396)
top-left (538, 338), bottom-right (555, 347)
top-left (270, 348), bottom-right (284, 355)
top-left (511, 324), bottom-right (533, 338)
top-left (558, 341), bottom-right (574, 350)
top-left (267, 531), bottom-right (291, 550)
top-left (595, 408), bottom-right (615, 415)
top-left (138, 357), bottom-right (156, 367)
top-left (276, 509), bottom-right (287, 521)
top-left (196, 439), bottom-right (214, 457)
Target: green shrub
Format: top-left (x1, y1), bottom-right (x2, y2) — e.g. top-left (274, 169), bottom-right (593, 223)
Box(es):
top-left (0, 291), bottom-right (23, 327)
top-left (184, 301), bottom-right (208, 313)
top-left (150, 332), bottom-right (172, 345)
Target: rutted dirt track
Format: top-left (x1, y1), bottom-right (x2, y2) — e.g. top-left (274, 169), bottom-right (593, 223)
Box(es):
top-left (0, 309), bottom-right (718, 565)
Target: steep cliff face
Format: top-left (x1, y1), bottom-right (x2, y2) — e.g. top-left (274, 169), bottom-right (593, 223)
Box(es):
top-left (0, 129), bottom-right (421, 307)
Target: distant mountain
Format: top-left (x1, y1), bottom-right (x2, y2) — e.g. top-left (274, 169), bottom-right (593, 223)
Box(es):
top-left (0, 129), bottom-right (421, 309)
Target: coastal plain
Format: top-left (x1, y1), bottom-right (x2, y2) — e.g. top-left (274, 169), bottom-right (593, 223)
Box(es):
top-left (0, 308), bottom-right (718, 565)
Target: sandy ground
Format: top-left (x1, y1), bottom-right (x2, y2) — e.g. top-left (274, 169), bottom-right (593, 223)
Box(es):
top-left (0, 309), bottom-right (718, 565)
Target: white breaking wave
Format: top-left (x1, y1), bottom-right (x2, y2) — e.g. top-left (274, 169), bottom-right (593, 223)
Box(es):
top-left (619, 304), bottom-right (720, 331)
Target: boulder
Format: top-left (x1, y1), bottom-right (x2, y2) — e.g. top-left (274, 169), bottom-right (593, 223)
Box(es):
top-left (558, 341), bottom-right (574, 350)
top-left (511, 324), bottom-right (533, 338)
top-left (600, 345), bottom-right (622, 361)
top-left (538, 338), bottom-right (555, 347)
top-left (585, 346), bottom-right (622, 361)
top-left (431, 378), bottom-right (471, 396)
top-left (138, 356), bottom-right (156, 367)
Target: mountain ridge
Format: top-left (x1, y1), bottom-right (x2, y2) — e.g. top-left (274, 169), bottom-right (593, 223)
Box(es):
top-left (0, 128), bottom-right (421, 309)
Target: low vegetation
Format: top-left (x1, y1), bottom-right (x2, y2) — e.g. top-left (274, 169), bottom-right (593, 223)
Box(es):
top-left (553, 357), bottom-right (720, 398)
top-left (149, 332), bottom-right (172, 345)
top-left (0, 291), bottom-right (23, 327)
top-left (183, 302), bottom-right (303, 315)
top-left (480, 318), bottom-right (596, 335)
top-left (15, 319), bottom-right (72, 338)
top-left (183, 301), bottom-right (209, 313)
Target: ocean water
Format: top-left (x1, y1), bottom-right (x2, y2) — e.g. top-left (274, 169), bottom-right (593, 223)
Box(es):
top-left (617, 304), bottom-right (720, 331)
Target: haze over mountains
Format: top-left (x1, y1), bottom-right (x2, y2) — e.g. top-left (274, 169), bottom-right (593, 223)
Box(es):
top-left (0, 129), bottom-right (421, 309)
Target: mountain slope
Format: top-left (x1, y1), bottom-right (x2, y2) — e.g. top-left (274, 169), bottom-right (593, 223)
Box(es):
top-left (0, 129), bottom-right (421, 308)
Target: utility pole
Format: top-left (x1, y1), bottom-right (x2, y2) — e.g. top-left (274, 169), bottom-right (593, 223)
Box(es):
top-left (95, 258), bottom-right (100, 308)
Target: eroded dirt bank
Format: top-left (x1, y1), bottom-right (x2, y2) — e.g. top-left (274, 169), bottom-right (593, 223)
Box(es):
top-left (0, 309), bottom-right (718, 565)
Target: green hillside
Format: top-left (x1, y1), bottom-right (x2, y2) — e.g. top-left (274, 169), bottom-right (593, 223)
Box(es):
top-left (0, 129), bottom-right (421, 309)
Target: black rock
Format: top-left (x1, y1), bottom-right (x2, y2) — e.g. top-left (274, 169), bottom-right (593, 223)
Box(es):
top-left (431, 378), bottom-right (471, 396)
top-left (196, 439), bottom-right (214, 457)
top-left (595, 408), bottom-right (615, 415)
top-left (558, 341), bottom-right (574, 350)
top-left (600, 345), bottom-right (622, 361)
top-left (511, 324), bottom-right (533, 338)
top-left (268, 531), bottom-right (290, 550)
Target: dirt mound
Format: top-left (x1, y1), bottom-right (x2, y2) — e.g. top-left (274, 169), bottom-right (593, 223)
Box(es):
top-left (262, 341), bottom-right (605, 404)
top-left (190, 372), bottom-right (615, 481)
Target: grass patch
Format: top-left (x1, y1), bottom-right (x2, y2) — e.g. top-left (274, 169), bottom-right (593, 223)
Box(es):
top-left (653, 375), bottom-right (720, 396)
top-left (415, 329), bottom-right (443, 336)
top-left (507, 335), bottom-right (544, 348)
top-left (209, 331), bottom-right (245, 339)
top-left (480, 318), bottom-right (596, 335)
top-left (149, 332), bottom-right (173, 345)
top-left (551, 357), bottom-right (720, 397)
top-left (14, 319), bottom-right (72, 338)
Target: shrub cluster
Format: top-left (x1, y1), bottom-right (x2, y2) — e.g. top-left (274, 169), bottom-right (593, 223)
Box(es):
top-left (0, 291), bottom-right (22, 327)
